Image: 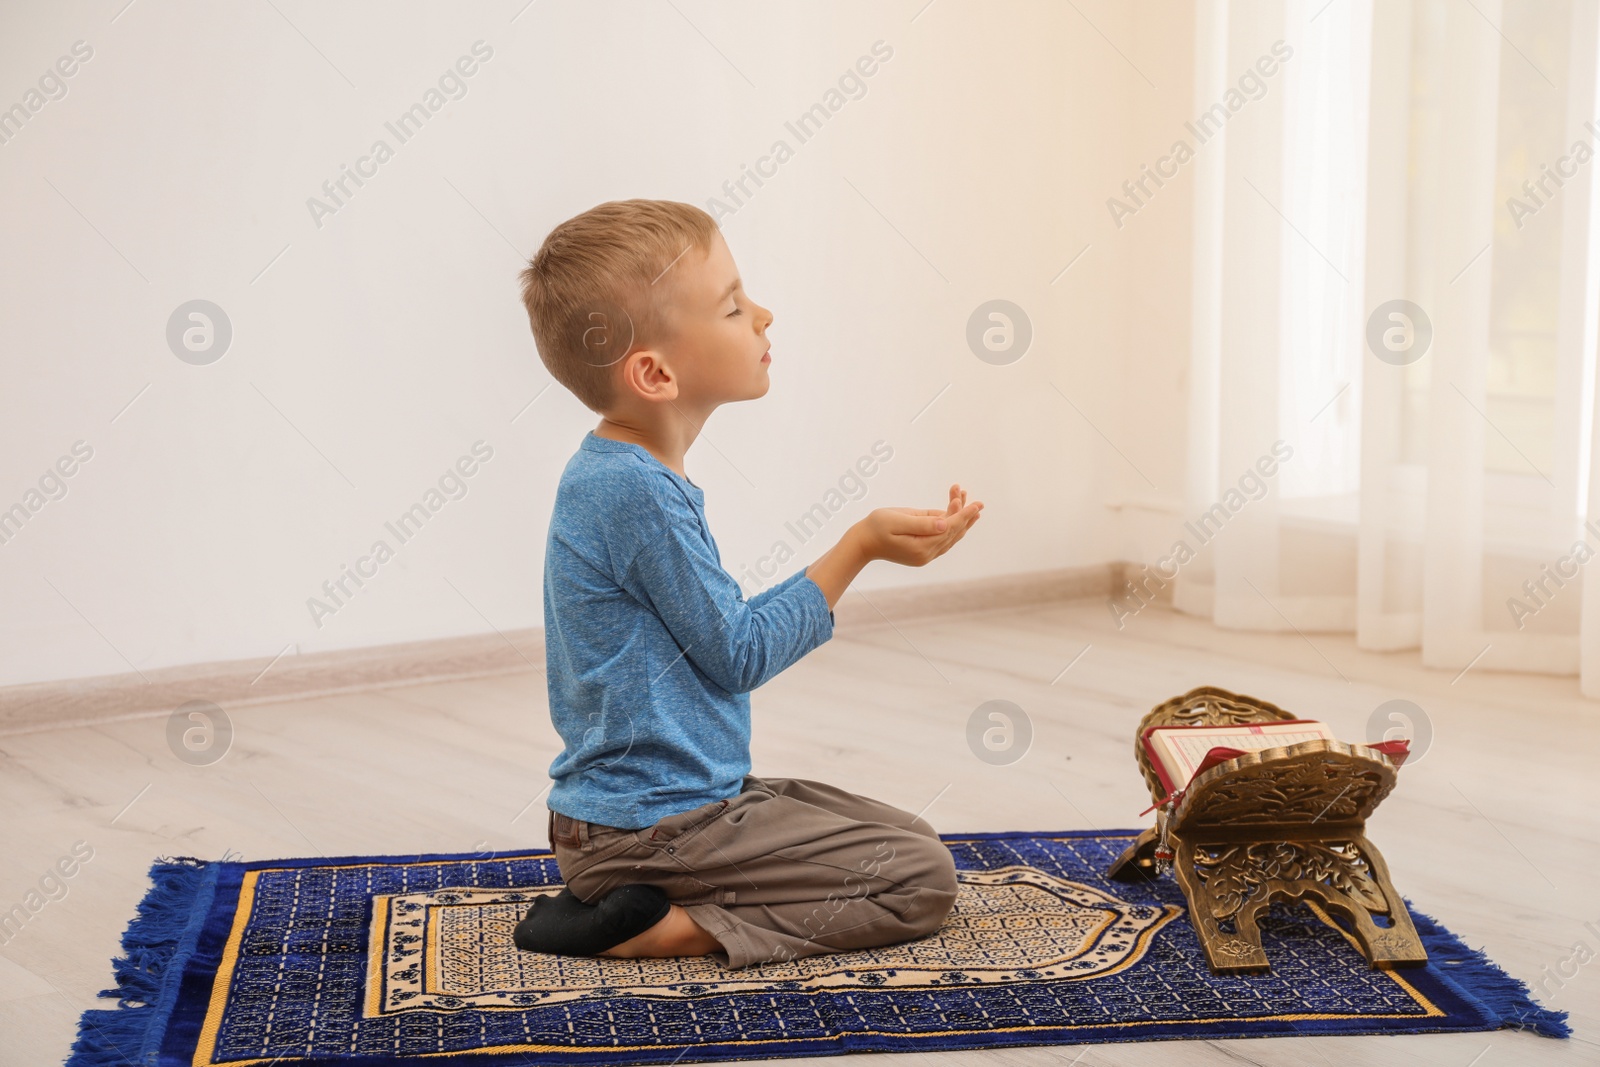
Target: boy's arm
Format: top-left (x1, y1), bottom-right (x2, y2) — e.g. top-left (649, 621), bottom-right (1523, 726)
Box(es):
top-left (623, 520), bottom-right (836, 696)
top-left (745, 568), bottom-right (833, 623)
top-left (804, 526), bottom-right (870, 610)
top-left (623, 491), bottom-right (982, 696)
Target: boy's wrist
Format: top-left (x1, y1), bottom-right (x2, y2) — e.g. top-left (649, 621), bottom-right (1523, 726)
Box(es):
top-left (806, 523), bottom-right (872, 610)
top-left (841, 520), bottom-right (874, 565)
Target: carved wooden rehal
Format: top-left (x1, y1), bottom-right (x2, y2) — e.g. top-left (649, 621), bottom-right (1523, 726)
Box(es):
top-left (1107, 686), bottom-right (1428, 974)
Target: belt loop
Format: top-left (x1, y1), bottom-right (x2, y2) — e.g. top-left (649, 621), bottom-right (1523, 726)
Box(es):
top-left (577, 817), bottom-right (590, 848)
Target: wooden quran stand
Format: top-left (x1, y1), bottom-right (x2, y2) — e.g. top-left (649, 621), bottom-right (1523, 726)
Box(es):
top-left (1107, 686), bottom-right (1428, 975)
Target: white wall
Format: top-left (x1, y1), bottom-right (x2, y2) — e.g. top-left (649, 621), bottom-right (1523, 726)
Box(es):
top-left (1111, 5), bottom-right (1201, 541)
top-left (0, 0), bottom-right (1194, 689)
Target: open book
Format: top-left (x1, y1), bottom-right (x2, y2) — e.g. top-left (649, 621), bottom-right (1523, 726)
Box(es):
top-left (1142, 720), bottom-right (1410, 801)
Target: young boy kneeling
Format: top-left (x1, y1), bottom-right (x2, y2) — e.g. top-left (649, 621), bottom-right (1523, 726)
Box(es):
top-left (513, 199), bottom-right (984, 969)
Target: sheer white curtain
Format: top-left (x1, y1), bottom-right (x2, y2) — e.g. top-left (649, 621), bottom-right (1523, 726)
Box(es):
top-left (1176, 0), bottom-right (1600, 696)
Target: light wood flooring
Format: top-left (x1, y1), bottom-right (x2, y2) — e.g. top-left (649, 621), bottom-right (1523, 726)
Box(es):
top-left (2, 599), bottom-right (1595, 1065)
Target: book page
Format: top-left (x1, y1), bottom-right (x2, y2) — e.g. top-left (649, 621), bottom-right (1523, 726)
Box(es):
top-left (1149, 722), bottom-right (1336, 791)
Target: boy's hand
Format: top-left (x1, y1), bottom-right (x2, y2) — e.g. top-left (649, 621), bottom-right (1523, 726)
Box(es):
top-left (856, 484), bottom-right (983, 567)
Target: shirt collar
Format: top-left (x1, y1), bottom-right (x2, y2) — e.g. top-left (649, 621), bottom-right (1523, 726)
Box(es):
top-left (583, 432), bottom-right (703, 497)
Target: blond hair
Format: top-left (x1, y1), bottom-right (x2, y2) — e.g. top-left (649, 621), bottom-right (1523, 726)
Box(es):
top-left (519, 199), bottom-right (719, 414)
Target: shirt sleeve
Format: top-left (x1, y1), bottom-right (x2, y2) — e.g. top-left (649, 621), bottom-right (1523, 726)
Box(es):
top-left (622, 521), bottom-right (835, 695)
top-left (753, 569), bottom-right (835, 626)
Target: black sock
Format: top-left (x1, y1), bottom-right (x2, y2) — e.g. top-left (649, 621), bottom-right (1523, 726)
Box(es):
top-left (513, 884), bottom-right (672, 956)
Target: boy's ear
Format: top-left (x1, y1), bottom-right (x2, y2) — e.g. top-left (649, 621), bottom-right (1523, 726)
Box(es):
top-left (616, 347), bottom-right (680, 403)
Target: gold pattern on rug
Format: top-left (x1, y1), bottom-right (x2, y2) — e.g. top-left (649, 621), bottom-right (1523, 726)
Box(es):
top-left (367, 865), bottom-right (1180, 1013)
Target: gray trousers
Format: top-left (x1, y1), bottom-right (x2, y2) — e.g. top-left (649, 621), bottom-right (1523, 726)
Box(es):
top-left (547, 774), bottom-right (959, 969)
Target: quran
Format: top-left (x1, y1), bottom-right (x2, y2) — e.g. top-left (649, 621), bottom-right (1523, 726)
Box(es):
top-left (1141, 719), bottom-right (1408, 799)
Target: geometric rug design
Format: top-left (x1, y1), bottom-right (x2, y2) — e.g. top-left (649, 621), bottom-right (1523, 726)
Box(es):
top-left (66, 831), bottom-right (1568, 1066)
top-left (371, 866), bottom-right (1177, 1011)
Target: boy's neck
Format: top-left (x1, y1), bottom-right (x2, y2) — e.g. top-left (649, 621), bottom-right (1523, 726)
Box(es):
top-left (593, 416), bottom-right (702, 480)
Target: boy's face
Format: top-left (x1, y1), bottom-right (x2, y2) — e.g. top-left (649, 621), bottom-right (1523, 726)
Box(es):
top-left (655, 231), bottom-right (773, 403)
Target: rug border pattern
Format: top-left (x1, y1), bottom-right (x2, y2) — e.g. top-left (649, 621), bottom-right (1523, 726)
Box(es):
top-left (60, 830), bottom-right (1569, 1067)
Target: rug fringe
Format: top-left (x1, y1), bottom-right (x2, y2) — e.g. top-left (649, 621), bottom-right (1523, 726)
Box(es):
top-left (1407, 900), bottom-right (1572, 1039)
top-left (65, 857), bottom-right (214, 1067)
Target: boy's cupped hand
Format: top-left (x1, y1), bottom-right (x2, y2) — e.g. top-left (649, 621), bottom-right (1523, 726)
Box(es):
top-left (857, 484), bottom-right (983, 567)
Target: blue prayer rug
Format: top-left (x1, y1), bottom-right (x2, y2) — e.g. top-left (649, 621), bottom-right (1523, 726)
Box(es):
top-left (66, 831), bottom-right (1568, 1066)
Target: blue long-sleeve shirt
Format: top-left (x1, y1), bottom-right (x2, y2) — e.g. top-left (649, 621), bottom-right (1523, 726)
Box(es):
top-left (543, 431), bottom-right (836, 829)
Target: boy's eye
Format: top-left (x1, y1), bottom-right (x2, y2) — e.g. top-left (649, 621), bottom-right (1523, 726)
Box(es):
top-left (727, 308), bottom-right (742, 317)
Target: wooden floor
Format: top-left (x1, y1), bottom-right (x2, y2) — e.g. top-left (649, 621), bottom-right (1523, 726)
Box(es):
top-left (2, 599), bottom-right (1595, 1065)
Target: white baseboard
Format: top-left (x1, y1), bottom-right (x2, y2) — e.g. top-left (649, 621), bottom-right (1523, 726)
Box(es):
top-left (0, 563), bottom-right (1119, 735)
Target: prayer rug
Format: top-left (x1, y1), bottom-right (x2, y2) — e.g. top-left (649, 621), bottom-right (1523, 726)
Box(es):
top-left (66, 830), bottom-right (1568, 1065)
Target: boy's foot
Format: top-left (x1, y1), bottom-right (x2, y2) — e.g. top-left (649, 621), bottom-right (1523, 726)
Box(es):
top-left (598, 903), bottom-right (722, 958)
top-left (512, 884), bottom-right (671, 956)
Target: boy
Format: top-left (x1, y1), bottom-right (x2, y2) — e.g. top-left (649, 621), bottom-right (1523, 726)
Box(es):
top-left (512, 199), bottom-right (984, 969)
